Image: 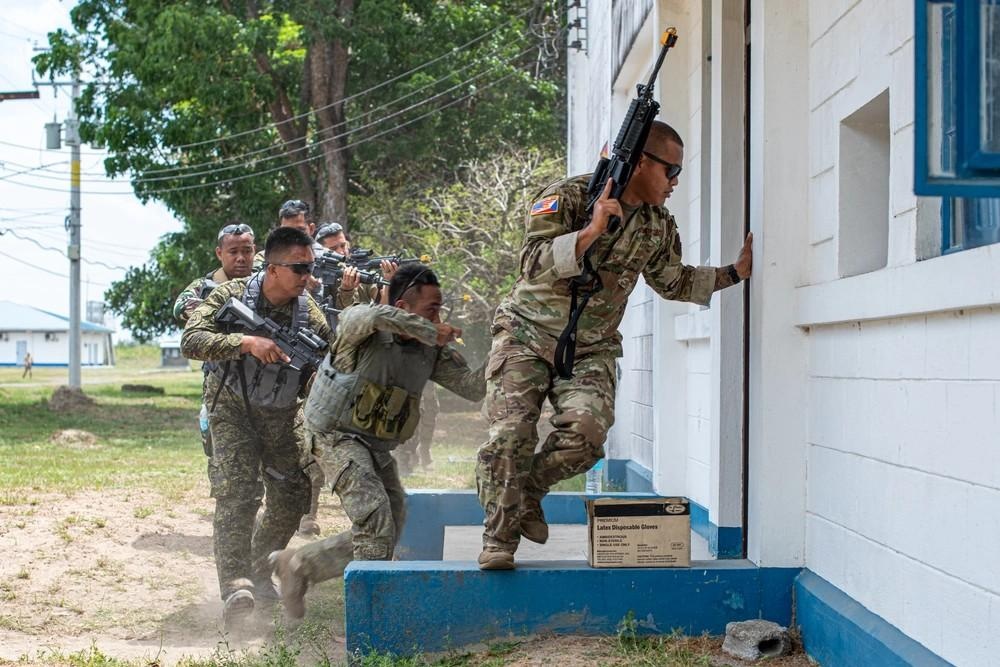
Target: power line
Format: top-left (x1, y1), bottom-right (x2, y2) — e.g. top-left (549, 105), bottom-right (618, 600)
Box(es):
top-left (160, 5), bottom-right (538, 153)
top-left (0, 138), bottom-right (107, 156)
top-left (1, 62), bottom-right (531, 197)
top-left (0, 227), bottom-right (130, 271)
top-left (4, 40), bottom-right (545, 184)
top-left (0, 248), bottom-right (110, 288)
top-left (0, 160), bottom-right (69, 181)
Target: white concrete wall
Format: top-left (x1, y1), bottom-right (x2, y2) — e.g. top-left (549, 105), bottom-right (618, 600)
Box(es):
top-left (795, 1), bottom-right (1000, 664)
top-left (0, 331), bottom-right (111, 366)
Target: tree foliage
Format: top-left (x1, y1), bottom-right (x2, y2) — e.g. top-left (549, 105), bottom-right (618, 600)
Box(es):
top-left (352, 147), bottom-right (564, 357)
top-left (35, 0), bottom-right (565, 341)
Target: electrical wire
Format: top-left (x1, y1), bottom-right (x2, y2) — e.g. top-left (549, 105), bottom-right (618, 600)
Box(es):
top-left (0, 160), bottom-right (69, 181)
top-left (0, 248), bottom-right (110, 288)
top-left (160, 5), bottom-right (538, 153)
top-left (0, 227), bottom-right (131, 271)
top-left (1, 65), bottom-right (527, 197)
top-left (4, 40), bottom-right (545, 184)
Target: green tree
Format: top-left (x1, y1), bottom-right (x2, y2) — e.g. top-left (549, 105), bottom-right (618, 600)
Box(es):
top-left (351, 146), bottom-right (564, 359)
top-left (36, 0), bottom-right (565, 340)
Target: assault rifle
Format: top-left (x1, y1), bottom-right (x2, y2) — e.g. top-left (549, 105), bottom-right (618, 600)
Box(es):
top-left (215, 298), bottom-right (328, 372)
top-left (312, 252), bottom-right (388, 287)
top-left (338, 248), bottom-right (429, 272)
top-left (197, 279), bottom-right (219, 300)
top-left (554, 27), bottom-right (679, 380)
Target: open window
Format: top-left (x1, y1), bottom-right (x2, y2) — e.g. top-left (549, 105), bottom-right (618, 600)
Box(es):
top-left (915, 0), bottom-right (1000, 196)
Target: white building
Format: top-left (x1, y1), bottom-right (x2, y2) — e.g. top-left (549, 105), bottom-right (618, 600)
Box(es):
top-left (0, 300), bottom-right (115, 367)
top-left (571, 1), bottom-right (999, 665)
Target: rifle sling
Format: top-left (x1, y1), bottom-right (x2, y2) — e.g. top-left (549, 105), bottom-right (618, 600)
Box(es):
top-left (554, 207), bottom-right (639, 379)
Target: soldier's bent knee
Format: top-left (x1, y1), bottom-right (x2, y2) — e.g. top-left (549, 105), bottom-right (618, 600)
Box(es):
top-left (552, 411), bottom-right (608, 448)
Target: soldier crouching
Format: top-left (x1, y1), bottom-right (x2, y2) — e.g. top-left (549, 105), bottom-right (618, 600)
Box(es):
top-left (269, 263), bottom-right (485, 619)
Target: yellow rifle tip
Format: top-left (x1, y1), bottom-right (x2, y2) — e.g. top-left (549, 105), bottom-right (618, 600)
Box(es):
top-left (462, 294), bottom-right (472, 302)
top-left (420, 254), bottom-right (432, 262)
top-left (455, 337), bottom-right (465, 346)
top-left (661, 27), bottom-right (678, 46)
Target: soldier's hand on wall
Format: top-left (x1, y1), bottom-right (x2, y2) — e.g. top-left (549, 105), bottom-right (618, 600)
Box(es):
top-left (434, 323), bottom-right (462, 347)
top-left (734, 232), bottom-right (753, 279)
top-left (241, 335), bottom-right (291, 365)
top-left (340, 266), bottom-right (361, 291)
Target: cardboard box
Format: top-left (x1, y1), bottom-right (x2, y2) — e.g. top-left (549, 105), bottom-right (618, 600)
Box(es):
top-left (586, 497), bottom-right (690, 568)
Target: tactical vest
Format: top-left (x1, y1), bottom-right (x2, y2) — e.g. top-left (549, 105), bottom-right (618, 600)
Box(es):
top-left (211, 273), bottom-right (311, 410)
top-left (304, 330), bottom-right (439, 452)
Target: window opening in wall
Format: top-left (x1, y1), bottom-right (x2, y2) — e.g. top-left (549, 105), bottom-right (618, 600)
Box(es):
top-left (838, 90), bottom-right (890, 278)
top-left (915, 0), bottom-right (1000, 195)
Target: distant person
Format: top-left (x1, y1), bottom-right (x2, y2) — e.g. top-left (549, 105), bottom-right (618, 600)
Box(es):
top-left (22, 352), bottom-right (32, 379)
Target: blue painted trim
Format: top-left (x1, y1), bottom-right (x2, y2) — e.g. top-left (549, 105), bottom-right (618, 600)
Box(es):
top-left (604, 458), bottom-right (653, 493)
top-left (396, 490), bottom-right (658, 560)
top-left (689, 500), bottom-right (743, 559)
top-left (915, 0), bottom-right (1000, 196)
top-left (345, 560), bottom-right (800, 657)
top-left (795, 570), bottom-right (953, 667)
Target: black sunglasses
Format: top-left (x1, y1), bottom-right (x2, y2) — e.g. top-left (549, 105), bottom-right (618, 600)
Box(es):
top-left (279, 199), bottom-right (311, 217)
top-left (270, 261), bottom-right (316, 276)
top-left (217, 223), bottom-right (254, 240)
top-left (642, 151), bottom-right (683, 179)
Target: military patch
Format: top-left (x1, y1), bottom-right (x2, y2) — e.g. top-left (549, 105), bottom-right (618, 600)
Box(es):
top-left (530, 196), bottom-right (560, 216)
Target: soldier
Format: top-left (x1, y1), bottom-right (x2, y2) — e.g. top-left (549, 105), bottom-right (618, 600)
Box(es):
top-left (315, 221), bottom-right (397, 308)
top-left (248, 201), bottom-right (331, 536)
top-left (181, 226), bottom-right (332, 628)
top-left (475, 121), bottom-right (754, 570)
top-left (252, 199), bottom-right (316, 271)
top-left (268, 263), bottom-right (486, 619)
top-left (173, 222), bottom-right (257, 460)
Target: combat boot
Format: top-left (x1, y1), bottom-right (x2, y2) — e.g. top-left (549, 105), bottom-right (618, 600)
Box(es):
top-left (269, 549), bottom-right (308, 619)
top-left (222, 589), bottom-right (254, 631)
top-left (297, 514), bottom-right (321, 536)
top-left (252, 574), bottom-right (281, 601)
top-left (477, 547), bottom-right (515, 570)
top-left (519, 497), bottom-right (549, 545)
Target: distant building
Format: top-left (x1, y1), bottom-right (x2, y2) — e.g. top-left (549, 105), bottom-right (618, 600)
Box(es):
top-left (0, 301), bottom-right (115, 367)
top-left (158, 337), bottom-right (187, 368)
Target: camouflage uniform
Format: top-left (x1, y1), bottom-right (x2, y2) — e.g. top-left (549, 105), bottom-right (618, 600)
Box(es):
top-left (181, 277), bottom-right (333, 600)
top-left (478, 174), bottom-right (742, 553)
top-left (173, 267), bottom-right (232, 323)
top-left (393, 382), bottom-right (439, 474)
top-left (291, 304), bottom-right (485, 583)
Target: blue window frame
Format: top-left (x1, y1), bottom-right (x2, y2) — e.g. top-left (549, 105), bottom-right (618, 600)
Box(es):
top-left (916, 0), bottom-right (1000, 196)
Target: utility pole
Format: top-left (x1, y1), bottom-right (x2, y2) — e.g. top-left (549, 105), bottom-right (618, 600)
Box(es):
top-left (34, 62), bottom-right (84, 389)
top-left (66, 71), bottom-right (82, 389)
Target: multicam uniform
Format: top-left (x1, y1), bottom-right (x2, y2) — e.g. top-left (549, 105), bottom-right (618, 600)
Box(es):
top-left (287, 304), bottom-right (485, 585)
top-left (477, 174), bottom-right (742, 553)
top-left (181, 274), bottom-right (333, 601)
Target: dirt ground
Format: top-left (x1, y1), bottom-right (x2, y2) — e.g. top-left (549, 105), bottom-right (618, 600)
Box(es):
top-left (0, 399), bottom-right (814, 667)
top-left (0, 482), bottom-right (353, 665)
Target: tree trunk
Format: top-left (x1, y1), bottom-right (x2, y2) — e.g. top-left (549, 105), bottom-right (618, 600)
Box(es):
top-left (307, 0), bottom-right (354, 227)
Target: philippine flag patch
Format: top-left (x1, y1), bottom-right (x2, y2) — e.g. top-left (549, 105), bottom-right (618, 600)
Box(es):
top-left (530, 196), bottom-right (560, 216)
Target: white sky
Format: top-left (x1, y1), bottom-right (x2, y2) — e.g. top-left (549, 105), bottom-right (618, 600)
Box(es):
top-left (0, 2), bottom-right (183, 339)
